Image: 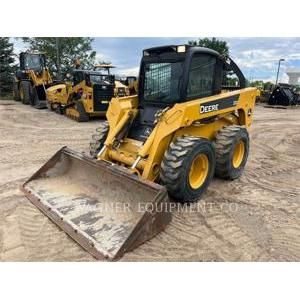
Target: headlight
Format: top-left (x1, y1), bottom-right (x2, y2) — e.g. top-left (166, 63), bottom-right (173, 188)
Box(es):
top-left (177, 45), bottom-right (186, 53)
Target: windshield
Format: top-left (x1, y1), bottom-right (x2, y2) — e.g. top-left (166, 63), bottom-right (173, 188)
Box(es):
top-left (143, 61), bottom-right (183, 104)
top-left (90, 75), bottom-right (113, 85)
top-left (24, 54), bottom-right (44, 70)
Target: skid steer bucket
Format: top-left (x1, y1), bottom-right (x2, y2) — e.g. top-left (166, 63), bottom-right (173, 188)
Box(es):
top-left (22, 147), bottom-right (171, 260)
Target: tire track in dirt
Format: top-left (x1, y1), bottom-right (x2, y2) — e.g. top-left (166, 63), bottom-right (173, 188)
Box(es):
top-left (124, 106), bottom-right (300, 261)
top-left (123, 199), bottom-right (269, 261)
top-left (16, 203), bottom-right (95, 261)
top-left (270, 225), bottom-right (300, 261)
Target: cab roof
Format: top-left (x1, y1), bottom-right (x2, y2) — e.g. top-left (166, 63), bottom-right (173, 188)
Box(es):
top-left (143, 44), bottom-right (220, 57)
top-left (72, 69), bottom-right (113, 76)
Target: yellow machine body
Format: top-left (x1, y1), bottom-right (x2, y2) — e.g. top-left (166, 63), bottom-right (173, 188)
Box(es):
top-left (47, 80), bottom-right (101, 114)
top-left (13, 51), bottom-right (53, 108)
top-left (46, 70), bottom-right (115, 121)
top-left (100, 88), bottom-right (258, 182)
top-left (26, 68), bottom-right (52, 86)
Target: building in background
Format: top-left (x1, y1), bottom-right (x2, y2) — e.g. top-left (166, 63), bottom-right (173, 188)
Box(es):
top-left (286, 68), bottom-right (300, 85)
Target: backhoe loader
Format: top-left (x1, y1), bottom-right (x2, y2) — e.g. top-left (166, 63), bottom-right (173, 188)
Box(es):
top-left (13, 51), bottom-right (53, 108)
top-left (22, 45), bottom-right (259, 260)
top-left (46, 68), bottom-right (115, 121)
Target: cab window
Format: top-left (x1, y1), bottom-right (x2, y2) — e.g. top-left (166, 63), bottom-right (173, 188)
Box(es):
top-left (187, 54), bottom-right (216, 99)
top-left (73, 72), bottom-right (84, 85)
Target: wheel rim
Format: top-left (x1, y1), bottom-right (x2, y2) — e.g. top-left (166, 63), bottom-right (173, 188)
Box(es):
top-left (188, 153), bottom-right (209, 189)
top-left (232, 140), bottom-right (245, 168)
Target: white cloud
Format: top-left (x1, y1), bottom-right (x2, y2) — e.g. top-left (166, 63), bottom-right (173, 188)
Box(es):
top-left (225, 38), bottom-right (300, 82)
top-left (116, 66), bottom-right (139, 76)
top-left (9, 37), bottom-right (300, 84)
top-left (253, 73), bottom-right (289, 84)
top-left (10, 38), bottom-right (26, 55)
top-left (95, 52), bottom-right (110, 63)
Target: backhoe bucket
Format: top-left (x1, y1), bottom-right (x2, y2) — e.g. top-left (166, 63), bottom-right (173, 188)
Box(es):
top-left (22, 147), bottom-right (171, 260)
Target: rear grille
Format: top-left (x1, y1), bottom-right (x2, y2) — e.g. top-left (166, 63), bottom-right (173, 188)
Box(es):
top-left (93, 84), bottom-right (114, 111)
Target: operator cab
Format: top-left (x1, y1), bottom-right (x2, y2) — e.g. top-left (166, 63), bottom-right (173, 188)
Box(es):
top-left (139, 44), bottom-right (245, 107)
top-left (16, 52), bottom-right (47, 80)
top-left (20, 52), bottom-right (46, 72)
top-left (128, 44), bottom-right (246, 142)
top-left (72, 70), bottom-right (115, 87)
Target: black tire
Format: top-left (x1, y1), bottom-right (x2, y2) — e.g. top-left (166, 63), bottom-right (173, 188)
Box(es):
top-left (31, 87), bottom-right (46, 108)
top-left (160, 136), bottom-right (216, 203)
top-left (75, 101), bottom-right (89, 122)
top-left (13, 81), bottom-right (20, 101)
top-left (20, 81), bottom-right (31, 104)
top-left (89, 121), bottom-right (109, 158)
top-left (56, 104), bottom-right (64, 115)
top-left (214, 125), bottom-right (249, 180)
top-left (31, 87), bottom-right (38, 106)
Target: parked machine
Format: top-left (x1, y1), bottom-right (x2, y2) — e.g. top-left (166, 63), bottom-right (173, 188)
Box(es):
top-left (268, 84), bottom-right (300, 106)
top-left (114, 79), bottom-right (130, 97)
top-left (46, 69), bottom-right (115, 121)
top-left (13, 51), bottom-right (53, 108)
top-left (23, 45), bottom-right (259, 260)
top-left (94, 64), bottom-right (133, 97)
top-left (120, 76), bottom-right (138, 95)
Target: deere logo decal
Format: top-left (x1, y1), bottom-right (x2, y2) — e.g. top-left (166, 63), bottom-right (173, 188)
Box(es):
top-left (199, 95), bottom-right (240, 114)
top-left (200, 104), bottom-right (219, 114)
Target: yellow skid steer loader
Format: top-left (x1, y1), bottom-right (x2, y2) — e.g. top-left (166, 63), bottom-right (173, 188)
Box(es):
top-left (22, 45), bottom-right (259, 260)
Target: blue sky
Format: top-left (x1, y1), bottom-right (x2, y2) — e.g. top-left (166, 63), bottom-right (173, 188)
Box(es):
top-left (14, 37), bottom-right (300, 83)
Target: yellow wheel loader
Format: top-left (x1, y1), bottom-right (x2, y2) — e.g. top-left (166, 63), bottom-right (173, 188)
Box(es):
top-left (22, 45), bottom-right (259, 260)
top-left (46, 69), bottom-right (115, 121)
top-left (13, 51), bottom-right (53, 109)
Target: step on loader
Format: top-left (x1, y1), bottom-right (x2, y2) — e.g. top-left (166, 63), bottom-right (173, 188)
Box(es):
top-left (22, 45), bottom-right (259, 260)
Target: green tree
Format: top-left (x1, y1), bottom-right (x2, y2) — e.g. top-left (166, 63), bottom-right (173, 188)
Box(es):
top-left (22, 37), bottom-right (96, 78)
top-left (188, 37), bottom-right (229, 55)
top-left (250, 80), bottom-right (264, 88)
top-left (263, 81), bottom-right (273, 91)
top-left (0, 37), bottom-right (16, 97)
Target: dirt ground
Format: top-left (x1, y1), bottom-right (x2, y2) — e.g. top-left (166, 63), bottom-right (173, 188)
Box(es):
top-left (0, 99), bottom-right (299, 261)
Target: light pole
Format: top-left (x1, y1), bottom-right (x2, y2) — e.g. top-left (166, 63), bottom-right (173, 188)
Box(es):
top-left (56, 37), bottom-right (61, 80)
top-left (275, 58), bottom-right (285, 85)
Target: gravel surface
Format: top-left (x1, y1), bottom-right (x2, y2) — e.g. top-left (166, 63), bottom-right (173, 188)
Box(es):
top-left (0, 100), bottom-right (299, 261)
